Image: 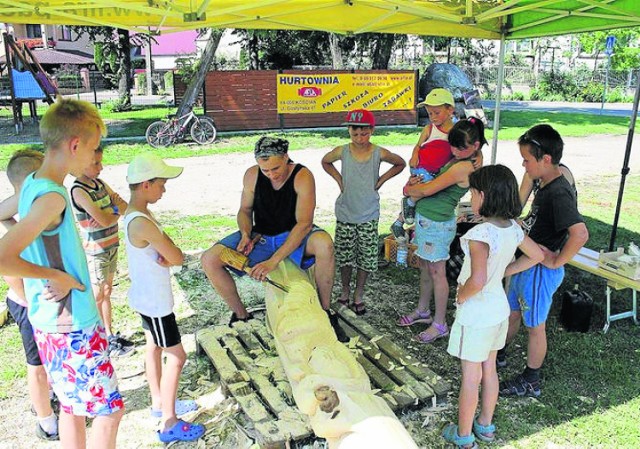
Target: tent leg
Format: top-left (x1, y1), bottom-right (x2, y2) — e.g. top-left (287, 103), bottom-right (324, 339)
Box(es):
top-left (609, 70), bottom-right (640, 251)
top-left (490, 33), bottom-right (506, 164)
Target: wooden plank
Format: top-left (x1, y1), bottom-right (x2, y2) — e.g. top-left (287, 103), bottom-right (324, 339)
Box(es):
top-left (334, 305), bottom-right (450, 398)
top-left (340, 320), bottom-right (434, 401)
top-left (195, 328), bottom-right (248, 384)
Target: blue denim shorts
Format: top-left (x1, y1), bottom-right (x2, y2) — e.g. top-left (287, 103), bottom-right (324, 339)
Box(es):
top-left (218, 227), bottom-right (320, 275)
top-left (508, 264), bottom-right (565, 327)
top-left (413, 213), bottom-right (457, 262)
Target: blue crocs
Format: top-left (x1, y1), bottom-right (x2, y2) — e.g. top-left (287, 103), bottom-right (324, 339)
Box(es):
top-left (150, 399), bottom-right (199, 418)
top-left (158, 419), bottom-right (205, 443)
top-left (473, 418), bottom-right (496, 443)
top-left (442, 424), bottom-right (478, 448)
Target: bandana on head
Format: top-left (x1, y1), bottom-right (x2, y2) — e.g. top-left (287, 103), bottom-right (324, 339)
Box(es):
top-left (254, 136), bottom-right (289, 158)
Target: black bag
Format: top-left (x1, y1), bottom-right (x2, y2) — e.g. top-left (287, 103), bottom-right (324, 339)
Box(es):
top-left (446, 222), bottom-right (477, 283)
top-left (560, 284), bottom-right (594, 332)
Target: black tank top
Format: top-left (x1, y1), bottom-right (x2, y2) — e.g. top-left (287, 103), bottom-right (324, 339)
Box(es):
top-left (253, 163), bottom-right (303, 236)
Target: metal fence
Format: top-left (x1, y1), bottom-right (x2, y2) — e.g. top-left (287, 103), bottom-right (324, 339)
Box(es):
top-left (461, 65), bottom-right (639, 94)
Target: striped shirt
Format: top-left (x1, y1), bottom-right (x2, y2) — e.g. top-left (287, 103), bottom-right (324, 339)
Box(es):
top-left (71, 178), bottom-right (119, 255)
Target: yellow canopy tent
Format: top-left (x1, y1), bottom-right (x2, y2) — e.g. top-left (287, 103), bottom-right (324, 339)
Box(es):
top-left (0, 1), bottom-right (638, 39)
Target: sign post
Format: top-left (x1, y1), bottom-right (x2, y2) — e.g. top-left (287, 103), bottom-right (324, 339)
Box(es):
top-left (601, 35), bottom-right (616, 114)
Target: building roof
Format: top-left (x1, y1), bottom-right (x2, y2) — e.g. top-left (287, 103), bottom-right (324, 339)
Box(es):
top-left (141, 30), bottom-right (198, 56)
top-left (22, 49), bottom-right (93, 65)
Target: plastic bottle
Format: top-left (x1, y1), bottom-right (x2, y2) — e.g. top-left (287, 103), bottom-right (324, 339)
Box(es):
top-left (396, 236), bottom-right (408, 268)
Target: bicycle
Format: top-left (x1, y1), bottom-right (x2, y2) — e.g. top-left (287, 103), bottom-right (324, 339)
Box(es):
top-left (145, 109), bottom-right (217, 147)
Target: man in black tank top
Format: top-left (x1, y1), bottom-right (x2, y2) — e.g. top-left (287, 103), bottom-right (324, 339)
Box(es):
top-left (202, 137), bottom-right (346, 340)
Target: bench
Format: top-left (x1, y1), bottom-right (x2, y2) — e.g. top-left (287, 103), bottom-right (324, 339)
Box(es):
top-left (569, 247), bottom-right (640, 332)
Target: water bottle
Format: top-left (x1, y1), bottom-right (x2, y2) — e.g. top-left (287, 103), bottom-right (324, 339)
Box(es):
top-left (396, 236), bottom-right (408, 268)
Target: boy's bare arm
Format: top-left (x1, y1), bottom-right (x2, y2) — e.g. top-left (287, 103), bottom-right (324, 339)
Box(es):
top-left (0, 193), bottom-right (84, 300)
top-left (104, 182), bottom-right (128, 212)
top-left (376, 149), bottom-right (406, 190)
top-left (540, 222), bottom-right (589, 269)
top-left (0, 194), bottom-right (18, 221)
top-left (321, 146), bottom-right (344, 190)
top-left (129, 216), bottom-right (184, 266)
top-left (410, 125), bottom-right (431, 167)
top-left (72, 188), bottom-right (119, 227)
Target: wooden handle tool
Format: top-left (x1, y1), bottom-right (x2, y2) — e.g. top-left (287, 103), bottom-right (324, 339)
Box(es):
top-left (219, 246), bottom-right (290, 293)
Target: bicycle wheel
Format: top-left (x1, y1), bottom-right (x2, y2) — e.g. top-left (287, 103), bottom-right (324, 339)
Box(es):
top-left (190, 118), bottom-right (217, 145)
top-left (146, 121), bottom-right (174, 148)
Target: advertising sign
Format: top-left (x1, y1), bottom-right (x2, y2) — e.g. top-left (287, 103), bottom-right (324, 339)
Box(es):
top-left (276, 72), bottom-right (415, 114)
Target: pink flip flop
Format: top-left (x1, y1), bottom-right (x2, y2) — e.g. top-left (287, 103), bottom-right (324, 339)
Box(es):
top-left (397, 310), bottom-right (433, 327)
top-left (414, 322), bottom-right (449, 343)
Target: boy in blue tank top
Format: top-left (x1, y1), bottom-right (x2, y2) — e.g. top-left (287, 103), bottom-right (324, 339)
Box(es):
top-left (322, 109), bottom-right (405, 314)
top-left (0, 98), bottom-right (124, 448)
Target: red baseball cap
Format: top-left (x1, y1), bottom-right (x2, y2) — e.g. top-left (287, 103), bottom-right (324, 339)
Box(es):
top-left (342, 109), bottom-right (375, 127)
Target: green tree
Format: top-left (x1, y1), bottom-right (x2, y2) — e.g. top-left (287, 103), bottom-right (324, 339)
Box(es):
top-left (71, 26), bottom-right (151, 110)
top-left (577, 28), bottom-right (640, 71)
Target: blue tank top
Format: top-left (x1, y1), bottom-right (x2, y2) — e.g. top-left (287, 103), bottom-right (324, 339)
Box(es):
top-left (18, 173), bottom-right (100, 333)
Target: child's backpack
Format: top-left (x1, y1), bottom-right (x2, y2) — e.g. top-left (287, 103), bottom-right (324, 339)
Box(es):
top-left (560, 284), bottom-right (594, 333)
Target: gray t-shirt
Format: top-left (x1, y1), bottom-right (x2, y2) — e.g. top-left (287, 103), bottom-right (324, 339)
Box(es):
top-left (335, 144), bottom-right (381, 223)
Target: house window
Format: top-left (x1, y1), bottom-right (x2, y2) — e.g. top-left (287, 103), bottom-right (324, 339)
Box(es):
top-left (58, 26), bottom-right (72, 41)
top-left (26, 24), bottom-right (42, 38)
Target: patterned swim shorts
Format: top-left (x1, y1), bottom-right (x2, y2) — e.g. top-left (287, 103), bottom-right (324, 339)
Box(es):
top-left (34, 322), bottom-right (124, 417)
top-left (334, 219), bottom-right (379, 272)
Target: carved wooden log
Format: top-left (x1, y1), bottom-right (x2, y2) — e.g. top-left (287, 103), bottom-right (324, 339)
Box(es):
top-left (264, 260), bottom-right (418, 448)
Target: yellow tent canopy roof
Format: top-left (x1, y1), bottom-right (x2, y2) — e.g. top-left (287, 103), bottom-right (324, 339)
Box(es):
top-left (0, 1), bottom-right (638, 39)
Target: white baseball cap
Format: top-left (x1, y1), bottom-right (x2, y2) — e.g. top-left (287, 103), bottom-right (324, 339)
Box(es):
top-left (127, 153), bottom-right (183, 184)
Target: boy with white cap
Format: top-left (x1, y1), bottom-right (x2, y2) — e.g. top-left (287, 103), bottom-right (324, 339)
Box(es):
top-left (124, 153), bottom-right (204, 443)
top-left (391, 88), bottom-right (456, 240)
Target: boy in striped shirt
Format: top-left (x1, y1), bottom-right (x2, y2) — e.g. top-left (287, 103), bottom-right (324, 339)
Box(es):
top-left (71, 146), bottom-right (133, 357)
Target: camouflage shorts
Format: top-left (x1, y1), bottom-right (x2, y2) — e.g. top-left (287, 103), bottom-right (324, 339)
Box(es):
top-left (334, 220), bottom-right (379, 272)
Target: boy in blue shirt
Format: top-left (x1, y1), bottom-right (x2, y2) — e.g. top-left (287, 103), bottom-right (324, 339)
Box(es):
top-left (0, 98), bottom-right (124, 448)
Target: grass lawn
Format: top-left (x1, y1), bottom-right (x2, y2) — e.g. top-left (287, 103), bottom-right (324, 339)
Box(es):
top-left (0, 110), bottom-right (632, 169)
top-left (2, 172), bottom-right (637, 447)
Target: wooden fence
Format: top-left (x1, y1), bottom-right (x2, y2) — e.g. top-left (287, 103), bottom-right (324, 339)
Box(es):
top-left (176, 70), bottom-right (418, 132)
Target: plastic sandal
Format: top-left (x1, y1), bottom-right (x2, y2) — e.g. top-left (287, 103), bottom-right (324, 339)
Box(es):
top-left (349, 302), bottom-right (366, 316)
top-left (157, 419), bottom-right (205, 443)
top-left (473, 418), bottom-right (496, 443)
top-left (397, 310), bottom-right (433, 327)
top-left (442, 424), bottom-right (478, 448)
top-left (150, 399), bottom-right (199, 418)
top-left (415, 322), bottom-right (449, 344)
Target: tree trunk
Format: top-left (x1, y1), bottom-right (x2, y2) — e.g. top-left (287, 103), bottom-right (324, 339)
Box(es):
top-left (329, 33), bottom-right (344, 69)
top-left (248, 32), bottom-right (260, 70)
top-left (264, 260), bottom-right (419, 448)
top-left (371, 34), bottom-right (396, 69)
top-left (116, 28), bottom-right (132, 110)
top-left (176, 29), bottom-right (224, 117)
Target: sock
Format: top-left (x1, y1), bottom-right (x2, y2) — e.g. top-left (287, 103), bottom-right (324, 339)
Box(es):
top-left (38, 413), bottom-right (58, 435)
top-left (406, 198), bottom-right (415, 207)
top-left (523, 366), bottom-right (540, 382)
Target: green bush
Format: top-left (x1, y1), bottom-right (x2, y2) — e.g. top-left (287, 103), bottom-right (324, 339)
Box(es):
top-left (578, 82), bottom-right (604, 103)
top-left (607, 87), bottom-right (627, 103)
top-left (511, 91), bottom-right (525, 101)
top-left (164, 71), bottom-right (174, 91)
top-left (533, 71), bottom-right (579, 101)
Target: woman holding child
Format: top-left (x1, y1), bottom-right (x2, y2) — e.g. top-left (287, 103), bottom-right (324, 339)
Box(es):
top-left (400, 118), bottom-right (487, 343)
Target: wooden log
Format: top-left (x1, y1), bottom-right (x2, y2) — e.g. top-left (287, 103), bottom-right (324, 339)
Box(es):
top-left (264, 260), bottom-right (418, 448)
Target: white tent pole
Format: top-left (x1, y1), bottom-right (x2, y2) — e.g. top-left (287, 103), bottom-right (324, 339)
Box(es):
top-left (491, 33), bottom-right (506, 164)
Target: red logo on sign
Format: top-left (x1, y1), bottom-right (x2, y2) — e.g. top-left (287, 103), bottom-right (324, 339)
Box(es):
top-left (298, 87), bottom-right (322, 97)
